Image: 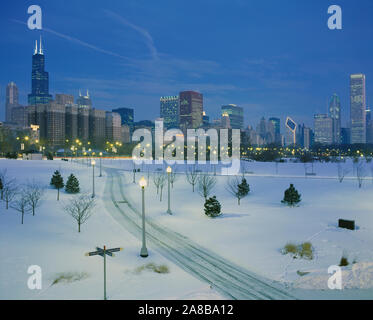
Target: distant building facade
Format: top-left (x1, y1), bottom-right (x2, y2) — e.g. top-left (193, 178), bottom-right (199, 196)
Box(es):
top-left (179, 91), bottom-right (203, 131)
top-left (329, 93), bottom-right (341, 144)
top-left (106, 111), bottom-right (122, 142)
top-left (350, 74), bottom-right (366, 144)
top-left (76, 90), bottom-right (92, 109)
top-left (221, 104), bottom-right (244, 129)
top-left (56, 93), bottom-right (74, 106)
top-left (112, 107), bottom-right (134, 132)
top-left (160, 96), bottom-right (179, 129)
top-left (6, 82), bottom-right (19, 122)
top-left (314, 114), bottom-right (333, 145)
top-left (269, 117), bottom-right (281, 144)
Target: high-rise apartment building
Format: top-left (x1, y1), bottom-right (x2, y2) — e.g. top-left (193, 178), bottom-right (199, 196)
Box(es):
top-left (160, 96), bottom-right (179, 129)
top-left (6, 82), bottom-right (19, 122)
top-left (179, 91), bottom-right (203, 131)
top-left (350, 74), bottom-right (366, 144)
top-left (28, 37), bottom-right (52, 105)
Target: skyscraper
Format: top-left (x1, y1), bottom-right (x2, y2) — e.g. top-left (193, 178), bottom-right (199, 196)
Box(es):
top-left (160, 96), bottom-right (179, 129)
top-left (76, 90), bottom-right (92, 109)
top-left (269, 117), bottom-right (281, 143)
top-left (89, 109), bottom-right (106, 146)
top-left (106, 111), bottom-right (122, 142)
top-left (366, 106), bottom-right (373, 144)
top-left (314, 114), bottom-right (333, 145)
top-left (5, 82), bottom-right (19, 122)
top-left (56, 93), bottom-right (74, 106)
top-left (179, 91), bottom-right (203, 130)
top-left (350, 74), bottom-right (366, 144)
top-left (65, 105), bottom-right (78, 141)
top-left (112, 107), bottom-right (134, 132)
top-left (28, 37), bottom-right (52, 105)
top-left (329, 93), bottom-right (341, 144)
top-left (221, 104), bottom-right (244, 129)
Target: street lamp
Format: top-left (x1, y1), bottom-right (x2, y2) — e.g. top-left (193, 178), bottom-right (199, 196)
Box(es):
top-left (99, 152), bottom-right (103, 177)
top-left (166, 166), bottom-right (172, 215)
top-left (139, 177), bottom-right (148, 258)
top-left (91, 160), bottom-right (96, 198)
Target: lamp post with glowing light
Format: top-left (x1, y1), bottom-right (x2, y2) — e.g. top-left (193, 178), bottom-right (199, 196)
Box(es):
top-left (139, 177), bottom-right (148, 257)
top-left (91, 160), bottom-right (96, 198)
top-left (166, 166), bottom-right (172, 215)
top-left (99, 152), bottom-right (103, 177)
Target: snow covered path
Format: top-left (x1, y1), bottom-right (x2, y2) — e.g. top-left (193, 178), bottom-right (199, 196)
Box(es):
top-left (103, 167), bottom-right (296, 300)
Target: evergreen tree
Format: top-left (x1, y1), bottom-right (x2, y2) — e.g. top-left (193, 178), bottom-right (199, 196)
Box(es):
top-left (281, 184), bottom-right (301, 206)
top-left (65, 174), bottom-right (80, 194)
top-left (204, 196), bottom-right (222, 218)
top-left (50, 170), bottom-right (64, 200)
top-left (238, 178), bottom-right (250, 198)
top-left (0, 177), bottom-right (3, 200)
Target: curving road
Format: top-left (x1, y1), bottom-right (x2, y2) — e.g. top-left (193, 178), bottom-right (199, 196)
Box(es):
top-left (103, 168), bottom-right (296, 300)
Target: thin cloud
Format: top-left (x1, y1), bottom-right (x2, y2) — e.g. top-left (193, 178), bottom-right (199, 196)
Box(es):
top-left (104, 10), bottom-right (158, 60)
top-left (11, 19), bottom-right (132, 61)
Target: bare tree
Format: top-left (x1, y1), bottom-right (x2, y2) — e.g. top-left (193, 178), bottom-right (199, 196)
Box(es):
top-left (197, 174), bottom-right (217, 200)
top-left (186, 165), bottom-right (199, 192)
top-left (4, 178), bottom-right (17, 209)
top-left (11, 190), bottom-right (31, 224)
top-left (0, 169), bottom-right (7, 200)
top-left (25, 181), bottom-right (44, 216)
top-left (159, 173), bottom-right (166, 202)
top-left (170, 166), bottom-right (178, 188)
top-left (337, 162), bottom-right (350, 183)
top-left (226, 176), bottom-right (248, 205)
top-left (152, 172), bottom-right (162, 194)
top-left (64, 194), bottom-right (95, 232)
top-left (356, 160), bottom-right (366, 188)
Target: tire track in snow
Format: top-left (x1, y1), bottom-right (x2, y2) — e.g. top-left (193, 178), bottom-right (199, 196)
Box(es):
top-left (103, 168), bottom-right (296, 300)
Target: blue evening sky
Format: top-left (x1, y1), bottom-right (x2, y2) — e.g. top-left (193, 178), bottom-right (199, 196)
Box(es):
top-left (1, 0), bottom-right (373, 130)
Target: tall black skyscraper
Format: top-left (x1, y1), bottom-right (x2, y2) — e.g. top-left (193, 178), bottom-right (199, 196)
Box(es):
top-left (28, 37), bottom-right (52, 105)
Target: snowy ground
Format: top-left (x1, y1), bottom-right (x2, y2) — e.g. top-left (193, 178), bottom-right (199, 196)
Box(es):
top-left (1, 158), bottom-right (373, 299)
top-left (0, 159), bottom-right (222, 300)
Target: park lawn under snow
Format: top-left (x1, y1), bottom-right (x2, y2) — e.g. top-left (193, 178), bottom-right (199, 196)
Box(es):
top-left (113, 159), bottom-right (373, 297)
top-left (0, 159), bottom-right (222, 300)
top-left (2, 157), bottom-right (373, 300)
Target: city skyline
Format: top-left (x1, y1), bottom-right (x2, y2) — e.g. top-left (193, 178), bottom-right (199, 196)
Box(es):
top-left (1, 0), bottom-right (373, 129)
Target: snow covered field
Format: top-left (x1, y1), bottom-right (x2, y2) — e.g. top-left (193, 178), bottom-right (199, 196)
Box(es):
top-left (0, 159), bottom-right (221, 300)
top-left (1, 158), bottom-right (373, 299)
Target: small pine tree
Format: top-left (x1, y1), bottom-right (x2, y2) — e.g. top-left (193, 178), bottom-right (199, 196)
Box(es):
top-left (65, 174), bottom-right (80, 194)
top-left (281, 184), bottom-right (301, 206)
top-left (204, 196), bottom-right (222, 218)
top-left (0, 177), bottom-right (3, 200)
top-left (238, 178), bottom-right (250, 198)
top-left (50, 170), bottom-right (64, 200)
